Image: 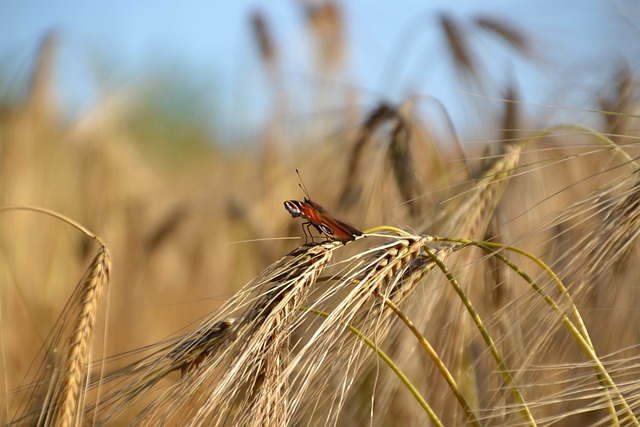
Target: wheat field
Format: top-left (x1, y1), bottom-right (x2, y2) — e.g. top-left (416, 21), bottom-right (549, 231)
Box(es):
top-left (2, 4), bottom-right (640, 426)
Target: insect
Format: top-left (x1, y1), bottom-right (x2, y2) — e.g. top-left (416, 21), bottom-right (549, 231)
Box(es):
top-left (284, 170), bottom-right (363, 244)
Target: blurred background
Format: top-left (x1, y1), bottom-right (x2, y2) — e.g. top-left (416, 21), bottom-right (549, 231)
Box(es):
top-left (4, 1), bottom-right (639, 137)
top-left (2, 0), bottom-right (640, 424)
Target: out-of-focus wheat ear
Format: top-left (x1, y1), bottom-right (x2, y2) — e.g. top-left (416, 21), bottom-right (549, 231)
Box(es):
top-left (250, 10), bottom-right (278, 74)
top-left (248, 7), bottom-right (287, 185)
top-left (600, 65), bottom-right (637, 145)
top-left (500, 81), bottom-right (520, 145)
top-left (472, 82), bottom-right (518, 307)
top-left (27, 32), bottom-right (57, 121)
top-left (473, 16), bottom-right (532, 58)
top-left (438, 13), bottom-right (478, 82)
top-left (339, 102), bottom-right (397, 210)
top-left (542, 173), bottom-right (640, 306)
top-left (143, 205), bottom-right (188, 253)
top-left (603, 180), bottom-right (640, 274)
top-left (386, 104), bottom-right (422, 220)
top-left (303, 1), bottom-right (344, 72)
top-left (56, 246), bottom-right (111, 427)
top-left (564, 176), bottom-right (640, 300)
top-left (441, 140), bottom-right (522, 239)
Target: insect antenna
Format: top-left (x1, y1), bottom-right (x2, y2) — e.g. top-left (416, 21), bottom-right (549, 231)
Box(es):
top-left (295, 168), bottom-right (312, 200)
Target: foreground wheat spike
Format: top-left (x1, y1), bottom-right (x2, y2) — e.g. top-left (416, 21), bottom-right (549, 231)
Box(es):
top-left (10, 246), bottom-right (111, 427)
top-left (169, 318), bottom-right (237, 377)
top-left (274, 233), bottom-right (458, 426)
top-left (172, 242), bottom-right (334, 427)
top-left (86, 232), bottom-right (457, 426)
top-left (88, 242), bottom-right (335, 426)
top-left (57, 247), bottom-right (111, 427)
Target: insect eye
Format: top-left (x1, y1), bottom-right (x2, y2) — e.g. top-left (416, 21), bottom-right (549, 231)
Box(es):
top-left (319, 223), bottom-right (334, 235)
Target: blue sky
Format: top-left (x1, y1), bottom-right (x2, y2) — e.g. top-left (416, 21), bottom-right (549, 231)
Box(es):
top-left (2, 1), bottom-right (639, 139)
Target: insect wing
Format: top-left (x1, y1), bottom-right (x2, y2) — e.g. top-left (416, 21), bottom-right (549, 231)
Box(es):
top-left (299, 200), bottom-right (326, 226)
top-left (319, 215), bottom-right (363, 242)
top-left (284, 198), bottom-right (363, 243)
top-left (304, 199), bottom-right (362, 242)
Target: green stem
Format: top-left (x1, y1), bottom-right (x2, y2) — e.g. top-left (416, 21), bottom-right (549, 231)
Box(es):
top-left (380, 295), bottom-right (481, 427)
top-left (423, 246), bottom-right (537, 426)
top-left (304, 307), bottom-right (443, 427)
top-left (436, 237), bottom-right (637, 426)
top-left (529, 124), bottom-right (639, 171)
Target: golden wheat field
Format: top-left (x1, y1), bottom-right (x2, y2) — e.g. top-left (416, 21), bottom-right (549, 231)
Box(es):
top-left (2, 3), bottom-right (640, 426)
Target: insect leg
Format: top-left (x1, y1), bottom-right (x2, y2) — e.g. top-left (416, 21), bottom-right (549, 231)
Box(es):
top-left (302, 221), bottom-right (314, 244)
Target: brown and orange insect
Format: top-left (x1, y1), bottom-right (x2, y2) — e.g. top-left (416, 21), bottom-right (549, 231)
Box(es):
top-left (284, 170), bottom-right (363, 244)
